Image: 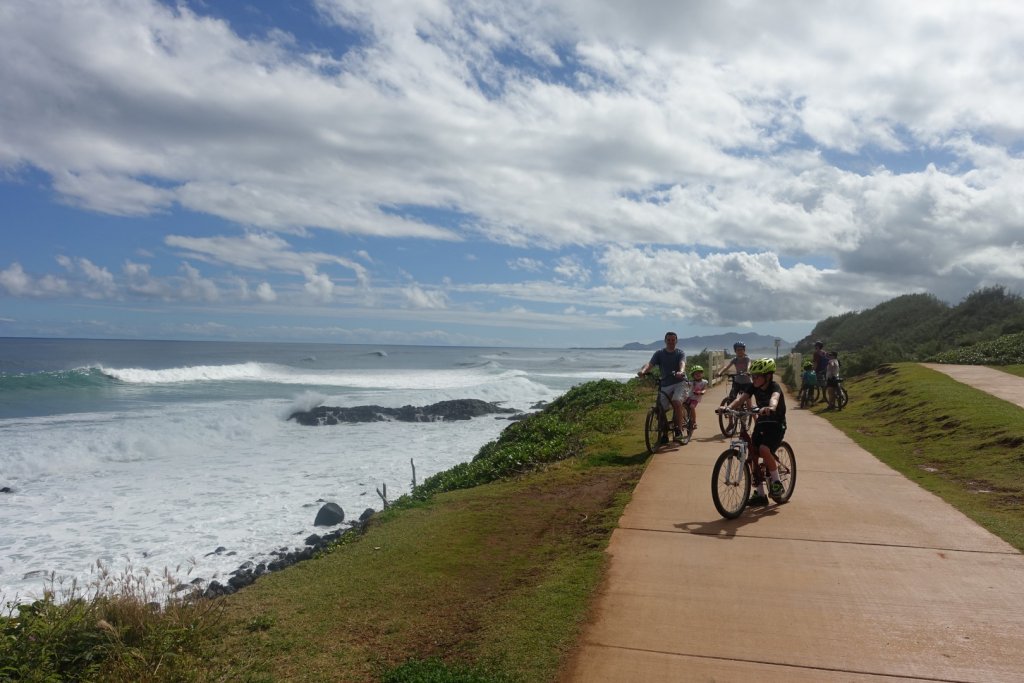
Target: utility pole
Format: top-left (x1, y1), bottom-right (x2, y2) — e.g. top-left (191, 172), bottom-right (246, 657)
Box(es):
top-left (774, 338), bottom-right (781, 361)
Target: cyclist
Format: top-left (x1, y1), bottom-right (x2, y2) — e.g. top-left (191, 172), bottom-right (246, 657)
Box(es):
top-left (717, 357), bottom-right (786, 505)
top-left (812, 340), bottom-right (828, 388)
top-left (800, 359), bottom-right (817, 405)
top-left (684, 365), bottom-right (709, 430)
top-left (716, 341), bottom-right (752, 402)
top-left (638, 331), bottom-right (689, 442)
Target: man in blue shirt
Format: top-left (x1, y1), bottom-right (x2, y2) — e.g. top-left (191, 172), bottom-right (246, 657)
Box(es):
top-left (638, 331), bottom-right (689, 442)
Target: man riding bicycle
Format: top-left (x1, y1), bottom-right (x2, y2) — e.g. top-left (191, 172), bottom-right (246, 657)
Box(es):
top-left (717, 357), bottom-right (787, 505)
top-left (638, 331), bottom-right (689, 443)
top-left (716, 341), bottom-right (752, 401)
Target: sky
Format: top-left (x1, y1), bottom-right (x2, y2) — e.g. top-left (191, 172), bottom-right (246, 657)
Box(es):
top-left (2, 1), bottom-right (1024, 348)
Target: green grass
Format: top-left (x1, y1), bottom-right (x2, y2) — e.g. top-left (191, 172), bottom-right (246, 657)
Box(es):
top-left (814, 363), bottom-right (1024, 550)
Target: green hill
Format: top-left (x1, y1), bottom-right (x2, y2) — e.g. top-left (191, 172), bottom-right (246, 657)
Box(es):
top-left (794, 286), bottom-right (1024, 375)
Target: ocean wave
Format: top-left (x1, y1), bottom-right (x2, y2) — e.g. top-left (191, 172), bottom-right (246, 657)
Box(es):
top-left (0, 367), bottom-right (114, 392)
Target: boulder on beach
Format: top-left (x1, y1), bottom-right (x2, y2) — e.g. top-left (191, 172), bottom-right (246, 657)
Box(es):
top-left (314, 502), bottom-right (345, 527)
top-left (289, 398), bottom-right (517, 426)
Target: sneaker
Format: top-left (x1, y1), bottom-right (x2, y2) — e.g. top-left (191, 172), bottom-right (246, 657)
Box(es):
top-left (691, 423), bottom-right (698, 430)
top-left (748, 492), bottom-right (769, 507)
top-left (673, 428), bottom-right (684, 443)
top-left (770, 480), bottom-right (785, 498)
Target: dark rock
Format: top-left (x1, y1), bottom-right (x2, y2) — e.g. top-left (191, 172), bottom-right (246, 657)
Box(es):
top-left (289, 398), bottom-right (517, 426)
top-left (304, 533), bottom-right (322, 546)
top-left (314, 502), bottom-right (345, 527)
top-left (228, 572), bottom-right (254, 590)
top-left (0, 487), bottom-right (12, 494)
top-left (530, 400), bottom-right (549, 410)
top-left (359, 508), bottom-right (375, 523)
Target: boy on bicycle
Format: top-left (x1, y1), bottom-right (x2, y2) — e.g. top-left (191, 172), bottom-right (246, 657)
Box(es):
top-left (800, 360), bottom-right (817, 404)
top-left (684, 365), bottom-right (708, 430)
top-left (638, 331), bottom-right (689, 443)
top-left (716, 341), bottom-right (752, 402)
top-left (717, 357), bottom-right (787, 505)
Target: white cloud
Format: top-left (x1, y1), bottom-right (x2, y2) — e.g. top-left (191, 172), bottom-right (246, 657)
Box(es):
top-left (507, 257), bottom-right (544, 272)
top-left (402, 285), bottom-right (448, 309)
top-left (255, 282), bottom-right (277, 302)
top-left (2, 0), bottom-right (1024, 342)
top-left (302, 266), bottom-right (335, 303)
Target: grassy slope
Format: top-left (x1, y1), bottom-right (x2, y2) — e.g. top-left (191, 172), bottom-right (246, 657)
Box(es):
top-left (812, 363), bottom-right (1024, 550)
top-left (201, 384), bottom-right (651, 682)
top-left (995, 364), bottom-right (1024, 379)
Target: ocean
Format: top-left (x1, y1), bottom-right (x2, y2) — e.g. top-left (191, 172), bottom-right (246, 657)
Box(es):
top-left (0, 337), bottom-right (646, 603)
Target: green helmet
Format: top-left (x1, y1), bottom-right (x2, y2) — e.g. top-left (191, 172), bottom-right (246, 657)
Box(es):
top-left (689, 365), bottom-right (704, 378)
top-left (749, 357), bottom-right (776, 375)
top-left (802, 360), bottom-right (813, 369)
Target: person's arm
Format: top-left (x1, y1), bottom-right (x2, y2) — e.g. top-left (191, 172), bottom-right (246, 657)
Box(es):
top-left (760, 390), bottom-right (781, 416)
top-left (716, 358), bottom-right (736, 377)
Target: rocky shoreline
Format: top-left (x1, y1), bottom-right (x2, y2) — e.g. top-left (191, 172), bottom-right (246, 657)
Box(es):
top-left (195, 503), bottom-right (375, 599)
top-left (288, 398), bottom-right (519, 425)
top-left (187, 398), bottom-right (549, 599)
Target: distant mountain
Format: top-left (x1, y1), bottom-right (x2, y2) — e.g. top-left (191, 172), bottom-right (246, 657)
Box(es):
top-left (623, 332), bottom-right (792, 353)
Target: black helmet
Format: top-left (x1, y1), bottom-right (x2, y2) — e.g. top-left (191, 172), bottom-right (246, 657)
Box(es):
top-left (733, 341), bottom-right (745, 351)
top-left (814, 340), bottom-right (823, 348)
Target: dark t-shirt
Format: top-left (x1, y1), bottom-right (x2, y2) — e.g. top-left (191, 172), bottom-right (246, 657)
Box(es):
top-left (749, 380), bottom-right (786, 425)
top-left (649, 348), bottom-right (686, 387)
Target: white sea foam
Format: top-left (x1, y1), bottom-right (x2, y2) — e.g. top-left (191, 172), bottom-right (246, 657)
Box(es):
top-left (0, 399), bottom-right (509, 602)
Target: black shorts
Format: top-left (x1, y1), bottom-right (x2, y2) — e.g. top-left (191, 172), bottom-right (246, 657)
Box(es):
top-left (752, 421), bottom-right (786, 453)
top-left (826, 377), bottom-right (839, 387)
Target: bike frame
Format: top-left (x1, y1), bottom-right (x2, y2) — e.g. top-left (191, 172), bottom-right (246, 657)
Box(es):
top-left (720, 408), bottom-right (760, 485)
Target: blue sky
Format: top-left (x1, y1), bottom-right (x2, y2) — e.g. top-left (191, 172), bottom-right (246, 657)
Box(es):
top-left (3, 1), bottom-right (1024, 348)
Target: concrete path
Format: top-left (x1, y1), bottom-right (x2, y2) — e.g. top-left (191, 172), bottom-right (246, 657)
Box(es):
top-left (921, 363), bottom-right (1024, 410)
top-left (563, 379), bottom-right (1024, 682)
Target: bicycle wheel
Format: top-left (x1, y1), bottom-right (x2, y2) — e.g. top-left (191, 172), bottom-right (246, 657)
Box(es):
top-left (837, 385), bottom-right (849, 409)
top-left (770, 441), bottom-right (797, 503)
top-left (644, 408), bottom-right (662, 454)
top-left (712, 448), bottom-right (750, 519)
top-left (799, 387), bottom-right (810, 409)
top-left (718, 398), bottom-right (736, 436)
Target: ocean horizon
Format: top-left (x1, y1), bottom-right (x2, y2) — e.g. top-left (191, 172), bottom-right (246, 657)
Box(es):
top-left (0, 336), bottom-right (646, 603)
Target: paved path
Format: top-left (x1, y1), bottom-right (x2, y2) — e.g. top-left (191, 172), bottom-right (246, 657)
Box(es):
top-left (563, 379), bottom-right (1024, 682)
top-left (921, 363), bottom-right (1024, 409)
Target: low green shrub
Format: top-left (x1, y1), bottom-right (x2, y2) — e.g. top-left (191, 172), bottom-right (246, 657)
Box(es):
top-left (402, 379), bottom-right (640, 502)
top-left (928, 332), bottom-right (1024, 365)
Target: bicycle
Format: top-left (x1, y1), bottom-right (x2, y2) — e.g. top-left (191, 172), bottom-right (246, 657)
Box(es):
top-left (710, 407), bottom-right (797, 519)
top-left (825, 376), bottom-right (849, 409)
top-left (642, 374), bottom-right (693, 453)
top-left (717, 374), bottom-right (753, 437)
top-left (797, 383), bottom-right (817, 409)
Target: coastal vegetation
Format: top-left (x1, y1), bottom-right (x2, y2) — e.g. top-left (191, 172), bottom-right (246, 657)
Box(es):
top-left (794, 286), bottom-right (1024, 375)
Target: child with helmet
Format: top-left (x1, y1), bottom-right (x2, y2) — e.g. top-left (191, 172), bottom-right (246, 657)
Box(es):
top-left (716, 341), bottom-right (752, 402)
top-left (684, 365), bottom-right (709, 430)
top-left (716, 357), bottom-right (787, 506)
top-left (800, 359), bottom-right (817, 406)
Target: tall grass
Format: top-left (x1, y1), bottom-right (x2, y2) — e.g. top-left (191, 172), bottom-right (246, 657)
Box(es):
top-left (1, 561), bottom-right (225, 681)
